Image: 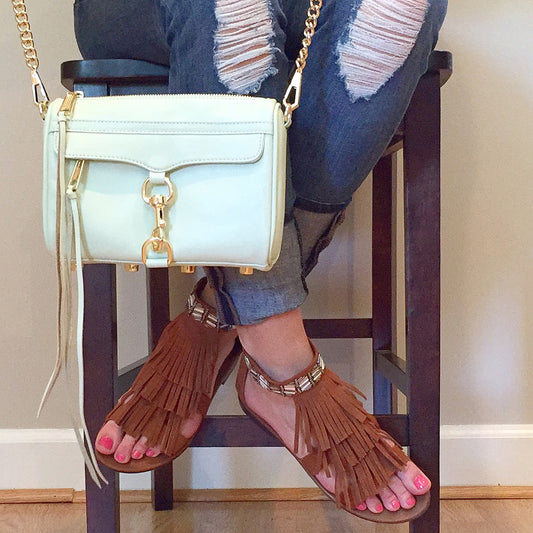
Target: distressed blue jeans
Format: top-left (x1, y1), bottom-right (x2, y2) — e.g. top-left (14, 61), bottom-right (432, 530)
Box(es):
top-left (74, 0), bottom-right (447, 325)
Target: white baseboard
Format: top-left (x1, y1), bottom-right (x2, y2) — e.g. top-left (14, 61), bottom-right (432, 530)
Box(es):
top-left (2, 425), bottom-right (533, 490)
top-left (440, 424), bottom-right (533, 486)
top-left (0, 430), bottom-right (85, 490)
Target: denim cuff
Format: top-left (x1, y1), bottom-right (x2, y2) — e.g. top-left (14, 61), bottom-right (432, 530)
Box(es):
top-left (294, 196), bottom-right (351, 213)
top-left (204, 220), bottom-right (308, 326)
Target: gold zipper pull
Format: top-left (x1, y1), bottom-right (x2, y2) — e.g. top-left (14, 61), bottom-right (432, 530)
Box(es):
top-left (66, 160), bottom-right (85, 196)
top-left (59, 91), bottom-right (83, 116)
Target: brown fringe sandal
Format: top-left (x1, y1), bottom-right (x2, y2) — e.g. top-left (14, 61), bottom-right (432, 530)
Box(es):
top-left (96, 278), bottom-right (240, 473)
top-left (236, 342), bottom-right (430, 524)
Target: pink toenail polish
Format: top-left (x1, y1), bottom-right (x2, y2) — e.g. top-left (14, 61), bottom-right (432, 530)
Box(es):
top-left (391, 501), bottom-right (400, 510)
top-left (98, 437), bottom-right (114, 450)
top-left (375, 504), bottom-right (384, 513)
top-left (357, 504), bottom-right (366, 511)
top-left (414, 475), bottom-right (429, 490)
top-left (115, 454), bottom-right (126, 462)
top-left (132, 450), bottom-right (142, 459)
top-left (146, 449), bottom-right (155, 457)
top-left (407, 497), bottom-right (416, 507)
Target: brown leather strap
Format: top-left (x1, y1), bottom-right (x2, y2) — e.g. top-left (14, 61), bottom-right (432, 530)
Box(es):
top-left (242, 343), bottom-right (325, 396)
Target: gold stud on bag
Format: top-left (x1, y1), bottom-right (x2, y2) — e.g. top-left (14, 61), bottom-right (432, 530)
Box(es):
top-left (13, 0), bottom-right (323, 486)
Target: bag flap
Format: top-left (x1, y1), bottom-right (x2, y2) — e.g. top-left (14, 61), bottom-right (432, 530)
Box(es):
top-left (46, 95), bottom-right (281, 171)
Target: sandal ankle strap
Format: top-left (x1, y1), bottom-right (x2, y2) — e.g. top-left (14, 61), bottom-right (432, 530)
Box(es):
top-left (186, 278), bottom-right (219, 329)
top-left (243, 346), bottom-right (326, 396)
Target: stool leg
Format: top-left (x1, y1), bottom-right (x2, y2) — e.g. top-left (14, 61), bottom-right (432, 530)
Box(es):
top-left (403, 73), bottom-right (441, 533)
top-left (83, 264), bottom-right (120, 533)
top-left (146, 268), bottom-right (174, 511)
top-left (372, 154), bottom-right (394, 414)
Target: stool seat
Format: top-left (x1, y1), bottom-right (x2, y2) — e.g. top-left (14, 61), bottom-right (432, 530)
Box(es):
top-left (61, 51), bottom-right (452, 90)
top-left (67, 50), bottom-right (452, 533)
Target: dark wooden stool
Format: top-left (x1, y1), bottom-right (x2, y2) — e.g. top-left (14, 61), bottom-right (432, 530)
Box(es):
top-left (61, 50), bottom-right (452, 533)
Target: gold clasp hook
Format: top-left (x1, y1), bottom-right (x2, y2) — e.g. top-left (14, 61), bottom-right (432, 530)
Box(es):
top-left (142, 175), bottom-right (174, 206)
top-left (31, 70), bottom-right (49, 119)
top-left (282, 70), bottom-right (302, 128)
top-left (141, 175), bottom-right (175, 266)
top-left (142, 237), bottom-right (174, 265)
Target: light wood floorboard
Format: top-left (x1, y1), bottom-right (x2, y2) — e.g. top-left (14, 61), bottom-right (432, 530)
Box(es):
top-left (1, 499), bottom-right (533, 533)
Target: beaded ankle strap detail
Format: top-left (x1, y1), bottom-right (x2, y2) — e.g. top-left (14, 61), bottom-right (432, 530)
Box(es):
top-left (186, 287), bottom-right (218, 329)
top-left (243, 352), bottom-right (326, 396)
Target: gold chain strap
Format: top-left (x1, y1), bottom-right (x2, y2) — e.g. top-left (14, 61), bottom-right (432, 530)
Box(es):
top-left (12, 0), bottom-right (49, 119)
top-left (295, 0), bottom-right (323, 74)
top-left (282, 0), bottom-right (323, 127)
top-left (12, 0), bottom-right (322, 125)
top-left (12, 0), bottom-right (39, 70)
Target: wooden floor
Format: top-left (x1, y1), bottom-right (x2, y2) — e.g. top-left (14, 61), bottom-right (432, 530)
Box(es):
top-left (1, 499), bottom-right (533, 533)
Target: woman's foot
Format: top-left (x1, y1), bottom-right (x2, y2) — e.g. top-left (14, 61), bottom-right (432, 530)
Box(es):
top-left (95, 279), bottom-right (238, 468)
top-left (241, 369), bottom-right (430, 514)
top-left (95, 332), bottom-right (236, 464)
top-left (236, 308), bottom-right (431, 518)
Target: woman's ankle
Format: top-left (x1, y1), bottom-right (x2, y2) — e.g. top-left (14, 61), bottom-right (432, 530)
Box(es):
top-left (242, 342), bottom-right (314, 382)
top-left (199, 281), bottom-right (217, 307)
top-left (237, 308), bottom-right (315, 381)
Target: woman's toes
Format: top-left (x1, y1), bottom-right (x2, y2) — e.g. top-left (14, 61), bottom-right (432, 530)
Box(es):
top-left (180, 413), bottom-right (202, 439)
top-left (413, 473), bottom-right (431, 492)
top-left (365, 495), bottom-right (384, 514)
top-left (388, 473), bottom-right (416, 509)
top-left (405, 496), bottom-right (417, 509)
top-left (95, 421), bottom-right (122, 455)
top-left (145, 445), bottom-right (162, 458)
top-left (96, 435), bottom-right (115, 454)
top-left (315, 470), bottom-right (335, 495)
top-left (114, 434), bottom-right (137, 463)
top-left (396, 461), bottom-right (431, 495)
top-left (379, 487), bottom-right (401, 512)
top-left (131, 436), bottom-right (150, 460)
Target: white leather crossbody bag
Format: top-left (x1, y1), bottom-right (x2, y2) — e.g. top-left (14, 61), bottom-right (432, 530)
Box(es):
top-left (13, 0), bottom-right (323, 485)
top-left (45, 93), bottom-right (287, 271)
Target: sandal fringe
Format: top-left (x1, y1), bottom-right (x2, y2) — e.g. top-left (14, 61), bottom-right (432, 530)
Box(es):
top-left (103, 280), bottom-right (231, 458)
top-left (107, 313), bottom-right (221, 456)
top-left (240, 343), bottom-right (411, 512)
top-left (293, 368), bottom-right (408, 508)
